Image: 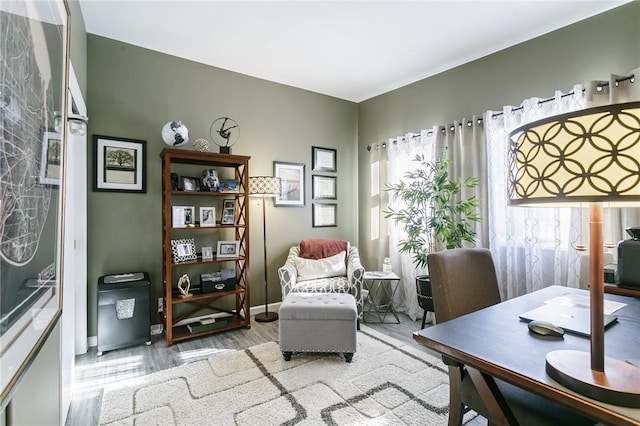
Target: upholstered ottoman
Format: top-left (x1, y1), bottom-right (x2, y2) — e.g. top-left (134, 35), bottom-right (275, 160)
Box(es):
top-left (279, 292), bottom-right (357, 362)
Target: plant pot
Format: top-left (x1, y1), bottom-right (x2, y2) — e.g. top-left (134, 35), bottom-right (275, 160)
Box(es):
top-left (416, 275), bottom-right (434, 312)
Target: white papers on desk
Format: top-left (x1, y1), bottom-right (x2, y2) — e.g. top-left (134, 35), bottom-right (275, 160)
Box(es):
top-left (544, 294), bottom-right (626, 315)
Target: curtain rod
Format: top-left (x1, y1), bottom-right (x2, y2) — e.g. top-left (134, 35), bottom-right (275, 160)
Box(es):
top-left (366, 72), bottom-right (635, 151)
top-left (491, 73), bottom-right (635, 119)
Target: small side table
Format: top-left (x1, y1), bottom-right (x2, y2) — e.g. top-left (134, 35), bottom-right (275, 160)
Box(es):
top-left (362, 271), bottom-right (401, 324)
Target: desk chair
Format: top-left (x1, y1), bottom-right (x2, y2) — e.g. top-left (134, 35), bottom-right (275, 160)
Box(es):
top-left (427, 248), bottom-right (595, 426)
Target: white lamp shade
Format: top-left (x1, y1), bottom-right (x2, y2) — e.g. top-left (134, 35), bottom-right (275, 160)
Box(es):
top-left (508, 101), bottom-right (640, 207)
top-left (249, 176), bottom-right (281, 197)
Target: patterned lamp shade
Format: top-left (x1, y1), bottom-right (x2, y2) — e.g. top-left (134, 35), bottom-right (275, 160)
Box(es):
top-left (508, 101), bottom-right (640, 207)
top-left (249, 176), bottom-right (281, 197)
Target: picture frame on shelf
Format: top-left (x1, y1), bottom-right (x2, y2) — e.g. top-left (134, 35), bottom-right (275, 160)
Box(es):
top-left (312, 174), bottom-right (337, 200)
top-left (312, 146), bottom-right (337, 172)
top-left (217, 241), bottom-right (240, 259)
top-left (172, 206), bottom-right (195, 228)
top-left (273, 161), bottom-right (305, 207)
top-left (219, 179), bottom-right (239, 193)
top-left (171, 238), bottom-right (198, 263)
top-left (221, 199), bottom-right (236, 225)
top-left (39, 131), bottom-right (62, 185)
top-left (181, 175), bottom-right (200, 191)
top-left (312, 203), bottom-right (337, 227)
top-left (94, 135), bottom-right (146, 193)
top-left (201, 246), bottom-right (213, 261)
top-left (199, 206), bottom-right (216, 227)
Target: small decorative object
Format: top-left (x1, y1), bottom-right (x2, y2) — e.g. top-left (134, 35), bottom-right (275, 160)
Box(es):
top-left (219, 179), bottom-right (239, 193)
top-left (383, 257), bottom-right (392, 273)
top-left (202, 169), bottom-right (219, 192)
top-left (210, 117), bottom-right (240, 154)
top-left (170, 173), bottom-right (179, 190)
top-left (193, 138), bottom-right (210, 152)
top-left (177, 274), bottom-right (192, 298)
top-left (201, 246), bottom-right (213, 261)
top-left (199, 207), bottom-right (216, 227)
top-left (171, 238), bottom-right (197, 263)
top-left (217, 241), bottom-right (240, 259)
top-left (161, 120), bottom-right (189, 147)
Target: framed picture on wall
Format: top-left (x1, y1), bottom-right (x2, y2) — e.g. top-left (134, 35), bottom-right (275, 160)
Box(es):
top-left (0, 0), bottom-right (69, 409)
top-left (312, 146), bottom-right (337, 172)
top-left (312, 203), bottom-right (337, 227)
top-left (273, 161), bottom-right (305, 207)
top-left (39, 131), bottom-right (62, 185)
top-left (312, 175), bottom-right (336, 200)
top-left (93, 135), bottom-right (146, 193)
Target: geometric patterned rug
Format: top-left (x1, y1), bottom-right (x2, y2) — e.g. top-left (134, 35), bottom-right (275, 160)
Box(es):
top-left (99, 325), bottom-right (477, 425)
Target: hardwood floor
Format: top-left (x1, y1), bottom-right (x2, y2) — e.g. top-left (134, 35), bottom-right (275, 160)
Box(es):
top-left (66, 313), bottom-right (486, 425)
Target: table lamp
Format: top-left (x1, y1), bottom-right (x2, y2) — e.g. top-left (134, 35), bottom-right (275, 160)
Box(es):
top-left (508, 101), bottom-right (640, 407)
top-left (249, 176), bottom-right (282, 322)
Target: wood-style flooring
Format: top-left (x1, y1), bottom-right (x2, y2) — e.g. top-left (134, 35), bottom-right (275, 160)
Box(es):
top-left (66, 313), bottom-right (486, 425)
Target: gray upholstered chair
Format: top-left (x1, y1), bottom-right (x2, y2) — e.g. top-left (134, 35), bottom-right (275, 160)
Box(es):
top-left (427, 248), bottom-right (595, 426)
top-left (278, 243), bottom-right (364, 321)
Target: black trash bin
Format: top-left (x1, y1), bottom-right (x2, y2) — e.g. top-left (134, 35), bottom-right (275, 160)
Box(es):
top-left (97, 272), bottom-right (151, 355)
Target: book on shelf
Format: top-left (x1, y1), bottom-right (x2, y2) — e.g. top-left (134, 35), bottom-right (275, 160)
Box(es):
top-left (187, 318), bottom-right (228, 334)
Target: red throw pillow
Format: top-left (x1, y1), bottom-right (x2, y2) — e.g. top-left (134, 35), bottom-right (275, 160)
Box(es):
top-left (299, 239), bottom-right (349, 260)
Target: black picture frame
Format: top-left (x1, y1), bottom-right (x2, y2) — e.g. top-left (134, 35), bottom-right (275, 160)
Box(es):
top-left (93, 135), bottom-right (146, 193)
top-left (312, 146), bottom-right (337, 172)
top-left (273, 161), bottom-right (305, 207)
top-left (312, 203), bottom-right (337, 227)
top-left (312, 174), bottom-right (337, 200)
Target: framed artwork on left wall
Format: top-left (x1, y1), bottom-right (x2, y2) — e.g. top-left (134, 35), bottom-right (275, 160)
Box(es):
top-left (93, 135), bottom-right (147, 193)
top-left (0, 0), bottom-right (70, 410)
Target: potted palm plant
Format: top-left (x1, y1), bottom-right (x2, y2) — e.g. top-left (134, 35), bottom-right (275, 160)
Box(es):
top-left (385, 150), bottom-right (480, 324)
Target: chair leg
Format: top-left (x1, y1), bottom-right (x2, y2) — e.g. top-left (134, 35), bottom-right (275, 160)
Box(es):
top-left (421, 310), bottom-right (427, 329)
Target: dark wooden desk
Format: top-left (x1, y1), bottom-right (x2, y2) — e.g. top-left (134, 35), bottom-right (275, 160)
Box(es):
top-left (413, 285), bottom-right (640, 425)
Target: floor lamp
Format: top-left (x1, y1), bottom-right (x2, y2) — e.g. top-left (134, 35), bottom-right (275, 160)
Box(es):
top-left (249, 176), bottom-right (281, 322)
top-left (508, 101), bottom-right (640, 407)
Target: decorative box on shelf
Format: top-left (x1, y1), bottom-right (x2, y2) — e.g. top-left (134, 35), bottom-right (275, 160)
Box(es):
top-left (201, 269), bottom-right (235, 293)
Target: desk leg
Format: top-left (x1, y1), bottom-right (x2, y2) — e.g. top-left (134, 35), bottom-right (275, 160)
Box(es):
top-left (467, 368), bottom-right (519, 426)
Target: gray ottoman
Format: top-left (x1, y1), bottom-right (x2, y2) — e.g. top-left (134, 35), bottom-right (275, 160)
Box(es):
top-left (279, 292), bottom-right (357, 362)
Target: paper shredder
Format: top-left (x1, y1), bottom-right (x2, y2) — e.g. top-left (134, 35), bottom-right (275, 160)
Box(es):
top-left (97, 272), bottom-right (151, 355)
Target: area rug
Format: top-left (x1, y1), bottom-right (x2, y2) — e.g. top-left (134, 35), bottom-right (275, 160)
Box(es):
top-left (99, 326), bottom-right (477, 425)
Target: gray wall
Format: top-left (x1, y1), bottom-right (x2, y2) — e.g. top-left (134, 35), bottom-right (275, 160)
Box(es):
top-left (86, 35), bottom-right (358, 335)
top-left (357, 2), bottom-right (640, 267)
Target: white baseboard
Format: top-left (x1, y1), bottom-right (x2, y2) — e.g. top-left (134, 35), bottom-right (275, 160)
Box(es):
top-left (87, 302), bottom-right (283, 347)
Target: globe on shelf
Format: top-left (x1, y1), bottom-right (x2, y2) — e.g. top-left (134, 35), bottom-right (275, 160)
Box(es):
top-left (161, 121), bottom-right (189, 147)
top-left (193, 138), bottom-right (210, 152)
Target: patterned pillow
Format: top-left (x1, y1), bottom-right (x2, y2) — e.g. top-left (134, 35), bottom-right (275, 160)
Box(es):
top-left (295, 251), bottom-right (347, 280)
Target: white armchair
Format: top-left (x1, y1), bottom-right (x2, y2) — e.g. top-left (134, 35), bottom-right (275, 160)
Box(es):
top-left (278, 243), bottom-right (364, 321)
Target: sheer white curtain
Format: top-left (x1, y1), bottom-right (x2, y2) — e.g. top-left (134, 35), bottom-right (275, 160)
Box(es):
top-left (485, 87), bottom-right (586, 300)
top-left (387, 130), bottom-right (436, 321)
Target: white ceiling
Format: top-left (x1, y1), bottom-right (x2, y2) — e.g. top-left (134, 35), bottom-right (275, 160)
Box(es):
top-left (78, 1), bottom-right (630, 103)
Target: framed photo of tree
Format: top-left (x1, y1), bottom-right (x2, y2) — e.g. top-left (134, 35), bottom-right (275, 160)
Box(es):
top-left (93, 135), bottom-right (146, 192)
